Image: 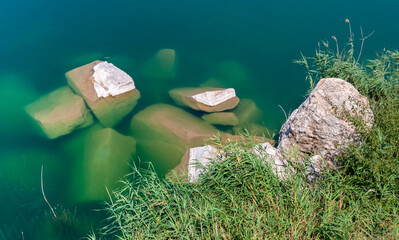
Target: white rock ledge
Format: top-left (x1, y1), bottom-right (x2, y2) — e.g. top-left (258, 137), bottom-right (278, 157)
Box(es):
top-left (92, 61), bottom-right (135, 98)
top-left (192, 88), bottom-right (236, 107)
top-left (188, 145), bottom-right (218, 183)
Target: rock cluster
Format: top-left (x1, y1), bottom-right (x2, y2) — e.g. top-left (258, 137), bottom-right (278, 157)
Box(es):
top-left (24, 50), bottom-right (375, 204)
top-left (25, 60), bottom-right (141, 203)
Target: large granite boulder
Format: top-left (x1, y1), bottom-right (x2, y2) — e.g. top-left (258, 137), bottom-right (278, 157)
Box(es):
top-left (201, 112), bottom-right (239, 126)
top-left (66, 60), bottom-right (140, 127)
top-left (65, 126), bottom-right (137, 203)
top-left (278, 78), bottom-right (374, 168)
top-left (141, 49), bottom-right (177, 79)
top-left (25, 86), bottom-right (93, 139)
top-left (130, 104), bottom-right (220, 173)
top-left (169, 87), bottom-right (240, 112)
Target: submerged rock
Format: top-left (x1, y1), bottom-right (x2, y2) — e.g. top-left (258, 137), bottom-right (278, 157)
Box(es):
top-left (278, 78), bottom-right (374, 173)
top-left (25, 86), bottom-right (93, 139)
top-left (130, 104), bottom-right (220, 173)
top-left (141, 49), bottom-right (177, 79)
top-left (66, 60), bottom-right (140, 127)
top-left (214, 61), bottom-right (249, 88)
top-left (169, 87), bottom-right (240, 112)
top-left (66, 127), bottom-right (136, 203)
top-left (199, 77), bottom-right (226, 88)
top-left (201, 112), bottom-right (239, 126)
top-left (233, 98), bottom-right (263, 124)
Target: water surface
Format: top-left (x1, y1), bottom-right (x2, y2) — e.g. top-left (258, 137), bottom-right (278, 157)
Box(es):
top-left (1, 0), bottom-right (398, 238)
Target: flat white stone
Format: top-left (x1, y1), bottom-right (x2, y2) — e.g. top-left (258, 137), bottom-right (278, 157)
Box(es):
top-left (192, 88), bottom-right (236, 107)
top-left (92, 61), bottom-right (135, 98)
top-left (188, 145), bottom-right (218, 183)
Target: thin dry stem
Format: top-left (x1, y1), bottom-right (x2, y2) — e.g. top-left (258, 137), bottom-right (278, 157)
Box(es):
top-left (278, 104), bottom-right (288, 120)
top-left (105, 185), bottom-right (114, 206)
top-left (41, 165), bottom-right (57, 219)
top-left (332, 36), bottom-right (340, 59)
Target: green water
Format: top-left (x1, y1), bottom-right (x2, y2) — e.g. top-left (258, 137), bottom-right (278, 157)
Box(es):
top-left (1, 0), bottom-right (399, 238)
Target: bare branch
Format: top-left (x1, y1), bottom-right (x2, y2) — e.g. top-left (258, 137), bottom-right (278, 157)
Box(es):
top-left (356, 26), bottom-right (375, 65)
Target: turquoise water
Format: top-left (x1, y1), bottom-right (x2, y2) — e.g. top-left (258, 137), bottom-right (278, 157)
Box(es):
top-left (1, 0), bottom-right (399, 238)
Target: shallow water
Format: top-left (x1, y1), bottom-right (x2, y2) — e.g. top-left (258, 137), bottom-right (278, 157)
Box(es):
top-left (1, 0), bottom-right (399, 238)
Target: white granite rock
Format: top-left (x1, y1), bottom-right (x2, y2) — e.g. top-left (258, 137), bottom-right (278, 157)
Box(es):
top-left (253, 142), bottom-right (292, 180)
top-left (192, 88), bottom-right (236, 107)
top-left (278, 78), bottom-right (374, 166)
top-left (92, 61), bottom-right (136, 98)
top-left (188, 145), bottom-right (219, 183)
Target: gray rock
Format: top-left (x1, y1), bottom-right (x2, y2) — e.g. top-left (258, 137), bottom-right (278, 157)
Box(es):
top-left (253, 142), bottom-right (292, 180)
top-left (278, 78), bottom-right (374, 171)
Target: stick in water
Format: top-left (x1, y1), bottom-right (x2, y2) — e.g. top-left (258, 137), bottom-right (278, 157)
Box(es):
top-left (41, 165), bottom-right (57, 219)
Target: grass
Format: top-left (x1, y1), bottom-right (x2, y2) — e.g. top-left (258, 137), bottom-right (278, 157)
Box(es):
top-left (95, 137), bottom-right (398, 239)
top-left (92, 22), bottom-right (399, 239)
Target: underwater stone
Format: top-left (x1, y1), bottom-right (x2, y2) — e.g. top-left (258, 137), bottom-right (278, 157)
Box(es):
top-left (201, 112), bottom-right (239, 126)
top-left (130, 104), bottom-right (221, 174)
top-left (169, 87), bottom-right (240, 112)
top-left (66, 60), bottom-right (140, 127)
top-left (25, 86), bottom-right (93, 139)
top-left (67, 127), bottom-right (136, 203)
top-left (214, 61), bottom-right (249, 88)
top-left (141, 49), bottom-right (177, 79)
top-left (233, 98), bottom-right (263, 124)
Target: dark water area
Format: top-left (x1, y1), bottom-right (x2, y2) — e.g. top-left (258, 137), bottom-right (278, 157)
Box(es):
top-left (1, 0), bottom-right (399, 238)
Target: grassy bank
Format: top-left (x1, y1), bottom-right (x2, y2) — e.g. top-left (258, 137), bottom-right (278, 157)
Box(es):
top-left (91, 33), bottom-right (399, 239)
